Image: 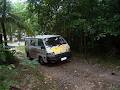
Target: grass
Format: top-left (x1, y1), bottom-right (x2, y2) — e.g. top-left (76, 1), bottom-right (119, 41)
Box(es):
top-left (0, 46), bottom-right (57, 90)
top-left (15, 46), bottom-right (25, 54)
top-left (0, 65), bottom-right (17, 90)
top-left (14, 46), bottom-right (57, 90)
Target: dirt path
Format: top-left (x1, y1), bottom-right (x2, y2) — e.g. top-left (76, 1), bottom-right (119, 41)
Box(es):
top-left (38, 57), bottom-right (120, 90)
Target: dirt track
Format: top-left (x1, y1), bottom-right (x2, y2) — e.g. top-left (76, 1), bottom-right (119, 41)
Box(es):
top-left (39, 56), bottom-right (120, 90)
top-left (15, 44), bottom-right (120, 90)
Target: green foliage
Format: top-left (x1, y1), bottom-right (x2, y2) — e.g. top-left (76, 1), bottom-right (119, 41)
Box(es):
top-left (20, 59), bottom-right (39, 69)
top-left (0, 64), bottom-right (17, 90)
top-left (0, 0), bottom-right (32, 42)
top-left (5, 0), bottom-right (118, 55)
top-left (0, 44), bottom-right (16, 64)
top-left (0, 59), bottom-right (39, 90)
top-left (11, 2), bottom-right (34, 36)
top-left (2, 0), bottom-right (120, 54)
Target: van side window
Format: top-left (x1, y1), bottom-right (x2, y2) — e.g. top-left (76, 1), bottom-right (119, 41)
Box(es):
top-left (30, 39), bottom-right (36, 46)
top-left (38, 39), bottom-right (44, 47)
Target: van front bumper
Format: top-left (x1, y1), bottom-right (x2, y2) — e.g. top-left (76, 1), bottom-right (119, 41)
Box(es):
top-left (47, 52), bottom-right (72, 63)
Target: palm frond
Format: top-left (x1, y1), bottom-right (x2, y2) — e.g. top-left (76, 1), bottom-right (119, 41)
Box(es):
top-left (0, 12), bottom-right (33, 35)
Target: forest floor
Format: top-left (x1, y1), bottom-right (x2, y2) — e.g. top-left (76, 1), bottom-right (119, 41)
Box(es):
top-left (13, 44), bottom-right (120, 90)
top-left (38, 56), bottom-right (120, 90)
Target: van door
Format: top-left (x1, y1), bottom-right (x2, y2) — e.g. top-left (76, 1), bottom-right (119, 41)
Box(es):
top-left (36, 39), bottom-right (47, 62)
top-left (29, 39), bottom-right (37, 59)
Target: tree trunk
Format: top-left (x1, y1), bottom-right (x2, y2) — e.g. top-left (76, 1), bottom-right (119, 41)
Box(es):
top-left (9, 23), bottom-right (13, 42)
top-left (0, 33), bottom-right (2, 44)
top-left (1, 22), bottom-right (7, 46)
top-left (17, 29), bottom-right (21, 41)
top-left (9, 35), bottom-right (12, 42)
top-left (84, 32), bottom-right (87, 59)
top-left (1, 0), bottom-right (7, 46)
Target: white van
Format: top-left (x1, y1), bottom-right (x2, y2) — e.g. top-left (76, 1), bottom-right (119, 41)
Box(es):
top-left (25, 35), bottom-right (72, 64)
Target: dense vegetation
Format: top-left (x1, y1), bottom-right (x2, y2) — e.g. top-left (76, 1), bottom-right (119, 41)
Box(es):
top-left (25, 0), bottom-right (120, 56)
top-left (0, 0), bottom-right (120, 56)
top-left (0, 0), bottom-right (120, 89)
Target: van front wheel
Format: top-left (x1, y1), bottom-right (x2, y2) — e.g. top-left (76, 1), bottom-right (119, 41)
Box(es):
top-left (38, 57), bottom-right (45, 65)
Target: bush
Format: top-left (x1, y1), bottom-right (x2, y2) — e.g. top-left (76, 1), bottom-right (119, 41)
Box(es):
top-left (0, 44), bottom-right (16, 64)
top-left (20, 59), bottom-right (39, 69)
top-left (0, 65), bottom-right (17, 90)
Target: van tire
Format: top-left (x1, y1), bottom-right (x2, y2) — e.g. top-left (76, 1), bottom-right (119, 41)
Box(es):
top-left (26, 52), bottom-right (29, 57)
top-left (26, 52), bottom-right (33, 60)
top-left (38, 56), bottom-right (45, 65)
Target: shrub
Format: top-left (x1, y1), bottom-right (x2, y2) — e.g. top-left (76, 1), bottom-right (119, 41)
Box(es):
top-left (0, 44), bottom-right (16, 64)
top-left (0, 65), bottom-right (17, 90)
top-left (20, 59), bottom-right (39, 69)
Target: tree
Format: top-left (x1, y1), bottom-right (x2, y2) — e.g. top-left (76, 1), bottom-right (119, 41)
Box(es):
top-left (0, 0), bottom-right (32, 42)
top-left (0, 0), bottom-right (7, 46)
top-left (27, 0), bottom-right (120, 55)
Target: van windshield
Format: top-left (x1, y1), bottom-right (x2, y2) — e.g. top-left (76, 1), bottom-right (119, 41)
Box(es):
top-left (45, 36), bottom-right (66, 47)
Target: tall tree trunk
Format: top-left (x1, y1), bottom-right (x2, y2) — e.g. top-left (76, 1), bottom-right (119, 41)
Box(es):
top-left (1, 22), bottom-right (7, 46)
top-left (84, 32), bottom-right (87, 59)
top-left (1, 0), bottom-right (7, 46)
top-left (0, 33), bottom-right (2, 44)
top-left (17, 29), bottom-right (21, 41)
top-left (9, 23), bottom-right (13, 42)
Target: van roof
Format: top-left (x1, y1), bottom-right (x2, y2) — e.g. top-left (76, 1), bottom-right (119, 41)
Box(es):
top-left (25, 35), bottom-right (60, 39)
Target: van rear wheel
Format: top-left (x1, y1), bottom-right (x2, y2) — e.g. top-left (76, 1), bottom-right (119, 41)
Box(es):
top-left (26, 52), bottom-right (29, 57)
top-left (26, 52), bottom-right (33, 60)
top-left (38, 57), bottom-right (45, 65)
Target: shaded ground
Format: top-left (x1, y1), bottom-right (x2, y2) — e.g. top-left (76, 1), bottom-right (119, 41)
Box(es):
top-left (12, 65), bottom-right (57, 90)
top-left (38, 56), bottom-right (120, 90)
top-left (11, 45), bottom-right (120, 90)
